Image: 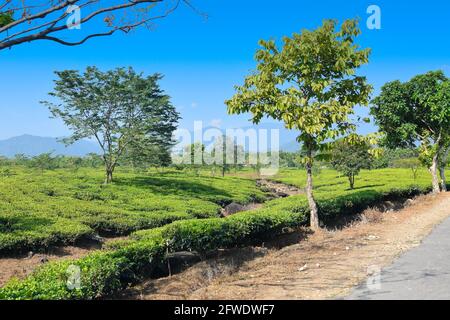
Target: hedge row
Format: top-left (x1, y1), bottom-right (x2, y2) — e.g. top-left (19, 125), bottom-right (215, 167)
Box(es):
top-left (0, 209), bottom-right (304, 300)
top-left (0, 184), bottom-right (431, 300)
top-left (0, 168), bottom-right (266, 253)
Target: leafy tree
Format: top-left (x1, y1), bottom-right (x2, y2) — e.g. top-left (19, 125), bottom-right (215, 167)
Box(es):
top-left (0, 0), bottom-right (196, 51)
top-left (43, 66), bottom-right (180, 184)
top-left (279, 151), bottom-right (303, 168)
top-left (182, 142), bottom-right (205, 175)
top-left (371, 147), bottom-right (419, 169)
top-left (226, 19), bottom-right (372, 229)
top-left (123, 142), bottom-right (172, 171)
top-left (29, 153), bottom-right (58, 171)
top-left (208, 135), bottom-right (243, 177)
top-left (391, 157), bottom-right (421, 181)
top-left (84, 153), bottom-right (103, 168)
top-left (12, 153), bottom-right (29, 166)
top-left (331, 138), bottom-right (373, 189)
top-left (371, 71), bottom-right (450, 193)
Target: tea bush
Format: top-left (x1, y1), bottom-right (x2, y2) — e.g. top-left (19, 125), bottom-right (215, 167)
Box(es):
top-left (0, 167), bottom-right (266, 252)
top-left (0, 209), bottom-right (302, 300)
top-left (0, 167), bottom-right (438, 299)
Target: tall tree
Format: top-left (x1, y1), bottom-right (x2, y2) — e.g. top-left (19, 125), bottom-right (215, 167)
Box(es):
top-left (226, 19), bottom-right (372, 230)
top-left (43, 66), bottom-right (180, 184)
top-left (371, 71), bottom-right (450, 193)
top-left (0, 0), bottom-right (199, 51)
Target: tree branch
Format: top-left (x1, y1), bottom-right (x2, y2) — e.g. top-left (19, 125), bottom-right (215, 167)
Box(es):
top-left (0, 0), bottom-right (190, 51)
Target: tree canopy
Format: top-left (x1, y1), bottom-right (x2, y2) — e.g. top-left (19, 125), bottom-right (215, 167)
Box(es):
top-left (42, 66), bottom-right (180, 183)
top-left (226, 19), bottom-right (372, 229)
top-left (331, 137), bottom-right (373, 189)
top-left (371, 70), bottom-right (450, 192)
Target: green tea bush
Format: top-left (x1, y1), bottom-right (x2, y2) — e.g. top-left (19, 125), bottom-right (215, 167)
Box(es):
top-left (0, 167), bottom-right (439, 299)
top-left (0, 208), bottom-right (302, 300)
top-left (0, 167), bottom-right (265, 253)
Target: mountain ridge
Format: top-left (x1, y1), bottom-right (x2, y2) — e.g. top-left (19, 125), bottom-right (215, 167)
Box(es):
top-left (0, 134), bottom-right (101, 158)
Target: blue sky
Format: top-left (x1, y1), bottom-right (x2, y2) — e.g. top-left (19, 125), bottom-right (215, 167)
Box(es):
top-left (1, 0), bottom-right (449, 143)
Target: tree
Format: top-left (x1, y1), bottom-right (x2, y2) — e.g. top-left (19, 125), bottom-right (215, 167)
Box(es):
top-left (331, 138), bottom-right (373, 189)
top-left (182, 142), bottom-right (205, 175)
top-left (371, 71), bottom-right (450, 193)
top-left (29, 153), bottom-right (58, 171)
top-left (438, 137), bottom-right (449, 191)
top-left (0, 0), bottom-right (197, 51)
top-left (84, 153), bottom-right (103, 168)
top-left (123, 141), bottom-right (173, 171)
top-left (391, 157), bottom-right (421, 181)
top-left (43, 66), bottom-right (180, 184)
top-left (209, 135), bottom-right (243, 177)
top-left (279, 150), bottom-right (303, 168)
top-left (226, 19), bottom-right (372, 230)
top-left (371, 147), bottom-right (419, 169)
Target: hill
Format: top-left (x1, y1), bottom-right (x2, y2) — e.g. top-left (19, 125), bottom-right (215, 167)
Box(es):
top-left (0, 134), bottom-right (100, 157)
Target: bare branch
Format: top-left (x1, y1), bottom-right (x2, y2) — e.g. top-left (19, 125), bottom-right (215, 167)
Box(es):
top-left (0, 0), bottom-right (193, 51)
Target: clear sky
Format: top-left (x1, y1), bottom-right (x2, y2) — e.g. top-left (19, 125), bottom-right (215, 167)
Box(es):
top-left (1, 0), bottom-right (449, 141)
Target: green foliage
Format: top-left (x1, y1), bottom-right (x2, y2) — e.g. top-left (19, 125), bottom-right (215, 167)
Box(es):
top-left (0, 11), bottom-right (14, 28)
top-left (371, 71), bottom-right (450, 192)
top-left (331, 138), bottom-right (373, 189)
top-left (279, 151), bottom-right (303, 168)
top-left (0, 167), bottom-right (437, 300)
top-left (225, 19), bottom-right (372, 228)
top-left (371, 148), bottom-right (419, 169)
top-left (42, 67), bottom-right (180, 183)
top-left (372, 71), bottom-right (450, 149)
top-left (0, 207), bottom-right (303, 300)
top-left (225, 19), bottom-right (372, 152)
top-left (0, 167), bottom-right (265, 253)
top-left (28, 153), bottom-right (59, 171)
top-left (391, 158), bottom-right (421, 181)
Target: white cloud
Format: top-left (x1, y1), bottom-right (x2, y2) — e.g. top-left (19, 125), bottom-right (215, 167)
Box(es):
top-left (191, 102), bottom-right (198, 108)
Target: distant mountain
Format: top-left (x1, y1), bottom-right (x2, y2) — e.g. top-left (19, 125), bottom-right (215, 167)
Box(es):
top-left (0, 135), bottom-right (101, 158)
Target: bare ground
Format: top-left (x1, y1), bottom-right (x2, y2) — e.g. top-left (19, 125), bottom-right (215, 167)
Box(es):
top-left (0, 237), bottom-right (126, 287)
top-left (118, 192), bottom-right (450, 300)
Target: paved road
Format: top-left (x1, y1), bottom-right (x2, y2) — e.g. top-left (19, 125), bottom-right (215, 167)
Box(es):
top-left (348, 215), bottom-right (450, 300)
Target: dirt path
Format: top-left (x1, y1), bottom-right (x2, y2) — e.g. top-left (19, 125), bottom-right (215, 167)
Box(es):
top-left (221, 179), bottom-right (303, 216)
top-left (119, 192), bottom-right (450, 300)
top-left (257, 179), bottom-right (304, 197)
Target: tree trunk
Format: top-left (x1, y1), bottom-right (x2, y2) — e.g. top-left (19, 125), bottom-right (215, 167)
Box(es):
top-left (306, 160), bottom-right (319, 230)
top-left (440, 166), bottom-right (447, 192)
top-left (349, 174), bottom-right (355, 189)
top-left (105, 167), bottom-right (113, 184)
top-left (440, 146), bottom-right (449, 192)
top-left (430, 154), bottom-right (440, 193)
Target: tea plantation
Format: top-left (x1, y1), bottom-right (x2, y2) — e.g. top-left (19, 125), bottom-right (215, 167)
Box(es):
top-left (0, 166), bottom-right (438, 299)
top-left (0, 167), bottom-right (266, 253)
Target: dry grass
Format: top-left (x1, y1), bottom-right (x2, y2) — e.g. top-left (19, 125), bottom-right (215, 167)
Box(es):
top-left (118, 192), bottom-right (450, 300)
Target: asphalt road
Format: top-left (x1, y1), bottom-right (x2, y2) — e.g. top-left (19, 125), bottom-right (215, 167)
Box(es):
top-left (348, 214), bottom-right (450, 300)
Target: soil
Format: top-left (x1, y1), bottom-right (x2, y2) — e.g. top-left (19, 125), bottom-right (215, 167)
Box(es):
top-left (220, 179), bottom-right (303, 216)
top-left (117, 192), bottom-right (450, 300)
top-left (0, 237), bottom-right (125, 287)
top-left (257, 179), bottom-right (304, 197)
